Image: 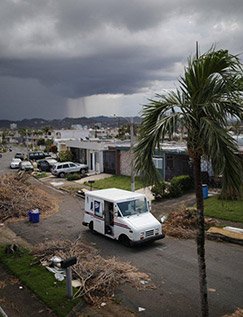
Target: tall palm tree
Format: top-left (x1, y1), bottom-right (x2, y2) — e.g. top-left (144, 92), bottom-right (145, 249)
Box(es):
top-left (135, 48), bottom-right (243, 317)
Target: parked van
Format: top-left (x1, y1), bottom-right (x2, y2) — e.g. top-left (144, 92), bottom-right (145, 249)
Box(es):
top-left (83, 188), bottom-right (165, 246)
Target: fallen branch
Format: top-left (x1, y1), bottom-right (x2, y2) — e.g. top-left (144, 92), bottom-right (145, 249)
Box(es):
top-left (32, 239), bottom-right (152, 305)
top-left (0, 173), bottom-right (56, 222)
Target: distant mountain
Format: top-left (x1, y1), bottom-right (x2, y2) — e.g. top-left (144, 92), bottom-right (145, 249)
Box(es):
top-left (0, 116), bottom-right (141, 129)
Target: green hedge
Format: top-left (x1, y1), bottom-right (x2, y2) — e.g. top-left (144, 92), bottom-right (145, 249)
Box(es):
top-left (170, 175), bottom-right (193, 193)
top-left (66, 173), bottom-right (81, 181)
top-left (151, 175), bottom-right (193, 200)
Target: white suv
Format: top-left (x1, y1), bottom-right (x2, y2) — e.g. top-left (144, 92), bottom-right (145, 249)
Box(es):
top-left (51, 161), bottom-right (88, 178)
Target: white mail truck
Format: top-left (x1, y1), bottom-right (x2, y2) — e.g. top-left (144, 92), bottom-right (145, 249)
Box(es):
top-left (82, 188), bottom-right (165, 246)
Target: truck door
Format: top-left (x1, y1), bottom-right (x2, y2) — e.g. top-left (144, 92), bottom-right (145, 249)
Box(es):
top-left (93, 199), bottom-right (105, 234)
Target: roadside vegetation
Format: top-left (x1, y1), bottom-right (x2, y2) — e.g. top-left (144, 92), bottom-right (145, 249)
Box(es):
top-left (34, 172), bottom-right (48, 179)
top-left (84, 175), bottom-right (146, 191)
top-left (151, 175), bottom-right (193, 200)
top-left (204, 196), bottom-right (243, 223)
top-left (0, 246), bottom-right (78, 317)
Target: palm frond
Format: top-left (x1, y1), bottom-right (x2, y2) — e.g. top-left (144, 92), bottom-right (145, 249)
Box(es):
top-left (135, 94), bottom-right (183, 184)
top-left (135, 47), bottom-right (243, 196)
top-left (200, 118), bottom-right (242, 197)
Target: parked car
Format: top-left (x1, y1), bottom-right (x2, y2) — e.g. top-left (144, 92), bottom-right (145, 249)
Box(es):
top-left (37, 158), bottom-right (58, 172)
top-left (28, 151), bottom-right (49, 161)
top-left (10, 158), bottom-right (21, 169)
top-left (15, 152), bottom-right (25, 160)
top-left (51, 161), bottom-right (88, 178)
top-left (19, 161), bottom-right (34, 172)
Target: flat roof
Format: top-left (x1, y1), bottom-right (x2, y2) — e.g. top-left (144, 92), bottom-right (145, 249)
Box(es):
top-left (86, 188), bottom-right (145, 202)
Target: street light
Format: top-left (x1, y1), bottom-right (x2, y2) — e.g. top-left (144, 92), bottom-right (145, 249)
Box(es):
top-left (114, 115), bottom-right (135, 192)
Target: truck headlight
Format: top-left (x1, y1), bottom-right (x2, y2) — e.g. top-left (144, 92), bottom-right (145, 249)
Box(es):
top-left (155, 227), bottom-right (160, 235)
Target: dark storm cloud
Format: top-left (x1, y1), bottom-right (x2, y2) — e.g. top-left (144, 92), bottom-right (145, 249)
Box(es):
top-left (0, 0), bottom-right (242, 119)
top-left (0, 49), bottom-right (176, 99)
top-left (0, 76), bottom-right (67, 119)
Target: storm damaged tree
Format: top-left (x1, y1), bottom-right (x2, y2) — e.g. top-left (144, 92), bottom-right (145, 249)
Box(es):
top-left (135, 47), bottom-right (243, 316)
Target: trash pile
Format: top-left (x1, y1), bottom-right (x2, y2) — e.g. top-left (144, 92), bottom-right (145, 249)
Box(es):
top-left (207, 226), bottom-right (243, 245)
top-left (163, 208), bottom-right (217, 239)
top-left (224, 308), bottom-right (243, 317)
top-left (0, 173), bottom-right (56, 222)
top-left (32, 238), bottom-right (152, 305)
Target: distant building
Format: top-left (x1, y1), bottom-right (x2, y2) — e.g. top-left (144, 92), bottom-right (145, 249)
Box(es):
top-left (54, 128), bottom-right (90, 140)
top-left (10, 123), bottom-right (17, 130)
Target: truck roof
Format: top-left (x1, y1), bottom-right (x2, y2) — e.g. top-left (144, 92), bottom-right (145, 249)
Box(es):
top-left (86, 188), bottom-right (146, 202)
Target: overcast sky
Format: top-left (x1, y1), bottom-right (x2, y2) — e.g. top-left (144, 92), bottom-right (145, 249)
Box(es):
top-left (0, 0), bottom-right (242, 120)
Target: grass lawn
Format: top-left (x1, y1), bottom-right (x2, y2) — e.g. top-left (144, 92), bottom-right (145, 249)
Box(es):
top-left (0, 246), bottom-right (79, 317)
top-left (204, 195), bottom-right (243, 223)
top-left (85, 175), bottom-right (147, 191)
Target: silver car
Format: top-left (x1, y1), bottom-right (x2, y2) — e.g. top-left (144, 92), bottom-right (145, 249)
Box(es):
top-left (10, 158), bottom-right (21, 169)
top-left (19, 161), bottom-right (34, 172)
top-left (51, 161), bottom-right (88, 178)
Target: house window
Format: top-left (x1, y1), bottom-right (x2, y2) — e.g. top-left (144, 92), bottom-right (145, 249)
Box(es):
top-left (153, 157), bottom-right (163, 169)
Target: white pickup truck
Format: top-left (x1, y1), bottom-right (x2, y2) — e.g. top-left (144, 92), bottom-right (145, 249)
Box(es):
top-left (82, 188), bottom-right (165, 246)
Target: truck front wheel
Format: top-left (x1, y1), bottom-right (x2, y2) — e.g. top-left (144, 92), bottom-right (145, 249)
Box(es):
top-left (119, 235), bottom-right (131, 247)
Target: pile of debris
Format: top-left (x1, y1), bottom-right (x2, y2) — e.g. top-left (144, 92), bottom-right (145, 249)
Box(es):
top-left (32, 238), bottom-right (152, 305)
top-left (163, 208), bottom-right (217, 239)
top-left (0, 173), bottom-right (57, 222)
top-left (224, 308), bottom-right (243, 317)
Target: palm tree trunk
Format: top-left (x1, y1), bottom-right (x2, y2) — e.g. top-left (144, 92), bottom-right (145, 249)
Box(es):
top-left (193, 154), bottom-right (209, 317)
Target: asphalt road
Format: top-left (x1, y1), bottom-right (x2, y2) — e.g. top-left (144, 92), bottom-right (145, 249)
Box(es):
top-left (6, 177), bottom-right (243, 317)
top-left (0, 146), bottom-right (27, 174)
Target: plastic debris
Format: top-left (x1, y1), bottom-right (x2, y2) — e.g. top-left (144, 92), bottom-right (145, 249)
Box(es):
top-left (55, 273), bottom-right (64, 281)
top-left (100, 302), bottom-right (106, 307)
top-left (160, 215), bottom-right (167, 223)
top-left (72, 280), bottom-right (82, 288)
top-left (138, 307), bottom-right (146, 312)
top-left (208, 288), bottom-right (216, 292)
top-left (140, 280), bottom-right (148, 285)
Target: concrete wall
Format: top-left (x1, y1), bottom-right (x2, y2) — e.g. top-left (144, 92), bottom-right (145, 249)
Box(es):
top-left (120, 150), bottom-right (133, 176)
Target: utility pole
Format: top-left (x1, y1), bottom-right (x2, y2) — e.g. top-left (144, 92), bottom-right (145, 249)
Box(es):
top-left (114, 114), bottom-right (135, 192)
top-left (130, 117), bottom-right (135, 192)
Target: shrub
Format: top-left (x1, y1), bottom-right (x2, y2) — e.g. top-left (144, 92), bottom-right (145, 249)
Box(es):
top-left (166, 175), bottom-right (193, 198)
top-left (171, 175), bottom-right (193, 192)
top-left (58, 150), bottom-right (73, 162)
top-left (151, 180), bottom-right (167, 200)
top-left (35, 172), bottom-right (47, 179)
top-left (66, 173), bottom-right (81, 181)
top-left (167, 181), bottom-right (183, 198)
